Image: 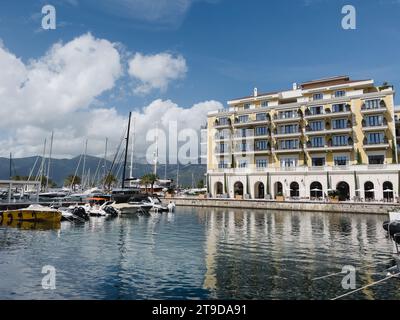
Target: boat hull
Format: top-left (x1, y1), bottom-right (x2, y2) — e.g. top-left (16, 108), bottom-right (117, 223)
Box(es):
top-left (0, 209), bottom-right (62, 223)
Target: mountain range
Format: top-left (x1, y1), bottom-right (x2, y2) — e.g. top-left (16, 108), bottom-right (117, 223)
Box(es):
top-left (0, 155), bottom-right (206, 188)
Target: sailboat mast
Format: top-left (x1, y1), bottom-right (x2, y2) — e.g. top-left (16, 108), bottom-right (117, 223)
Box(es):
top-left (154, 122), bottom-right (159, 176)
top-left (129, 117), bottom-right (135, 179)
top-left (39, 139), bottom-right (47, 189)
top-left (82, 139), bottom-right (88, 190)
top-left (122, 112), bottom-right (132, 189)
top-left (46, 131), bottom-right (54, 191)
top-left (9, 153), bottom-right (12, 180)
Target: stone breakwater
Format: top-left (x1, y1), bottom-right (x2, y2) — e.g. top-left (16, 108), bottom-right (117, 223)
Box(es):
top-left (170, 198), bottom-right (400, 215)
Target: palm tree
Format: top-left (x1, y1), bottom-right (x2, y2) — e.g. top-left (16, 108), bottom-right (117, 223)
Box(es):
top-left (141, 173), bottom-right (158, 194)
top-left (64, 174), bottom-right (81, 191)
top-left (103, 174), bottom-right (118, 190)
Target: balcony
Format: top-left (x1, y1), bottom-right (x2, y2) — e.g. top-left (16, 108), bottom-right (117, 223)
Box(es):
top-left (214, 133), bottom-right (231, 141)
top-left (214, 146), bottom-right (231, 155)
top-left (233, 117), bottom-right (251, 128)
top-left (214, 119), bottom-right (231, 129)
top-left (273, 129), bottom-right (302, 139)
top-left (362, 119), bottom-right (388, 132)
top-left (273, 111), bottom-right (302, 124)
top-left (361, 100), bottom-right (387, 114)
top-left (273, 143), bottom-right (303, 154)
top-left (325, 104), bottom-right (352, 117)
top-left (305, 121), bottom-right (353, 136)
top-left (233, 129), bottom-right (255, 140)
top-left (363, 138), bottom-right (390, 150)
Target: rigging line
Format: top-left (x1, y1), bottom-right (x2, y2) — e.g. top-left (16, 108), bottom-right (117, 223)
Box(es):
top-left (330, 271), bottom-right (400, 300)
top-left (106, 125), bottom-right (127, 186)
top-left (28, 156), bottom-right (40, 181)
top-left (114, 146), bottom-right (127, 186)
top-left (312, 258), bottom-right (396, 281)
top-left (70, 154), bottom-right (83, 191)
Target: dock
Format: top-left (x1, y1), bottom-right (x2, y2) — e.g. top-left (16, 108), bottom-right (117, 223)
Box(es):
top-left (170, 197), bottom-right (400, 215)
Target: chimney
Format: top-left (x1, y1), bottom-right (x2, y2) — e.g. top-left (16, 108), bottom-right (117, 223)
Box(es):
top-left (292, 83), bottom-right (298, 90)
top-left (254, 87), bottom-right (258, 97)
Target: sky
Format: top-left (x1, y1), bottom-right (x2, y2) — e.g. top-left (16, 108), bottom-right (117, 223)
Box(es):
top-left (0, 0), bottom-right (399, 160)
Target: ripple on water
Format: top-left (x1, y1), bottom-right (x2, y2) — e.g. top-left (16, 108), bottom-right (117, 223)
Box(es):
top-left (0, 208), bottom-right (398, 300)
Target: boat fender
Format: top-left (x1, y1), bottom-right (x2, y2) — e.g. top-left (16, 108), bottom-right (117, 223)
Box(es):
top-left (0, 213), bottom-right (3, 224)
top-left (7, 213), bottom-right (13, 224)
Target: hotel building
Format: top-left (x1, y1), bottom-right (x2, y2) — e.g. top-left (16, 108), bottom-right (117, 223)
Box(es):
top-left (205, 76), bottom-right (399, 202)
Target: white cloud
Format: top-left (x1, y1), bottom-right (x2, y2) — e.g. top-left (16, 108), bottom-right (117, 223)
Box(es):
top-left (0, 34), bottom-right (222, 160)
top-left (128, 52), bottom-right (187, 94)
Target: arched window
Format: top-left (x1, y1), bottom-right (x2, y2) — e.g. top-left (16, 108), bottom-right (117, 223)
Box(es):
top-left (337, 181), bottom-right (350, 201)
top-left (310, 182), bottom-right (323, 199)
top-left (364, 181), bottom-right (374, 201)
top-left (290, 182), bottom-right (300, 198)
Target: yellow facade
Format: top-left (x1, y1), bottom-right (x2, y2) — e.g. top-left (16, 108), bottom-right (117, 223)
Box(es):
top-left (207, 76), bottom-right (397, 171)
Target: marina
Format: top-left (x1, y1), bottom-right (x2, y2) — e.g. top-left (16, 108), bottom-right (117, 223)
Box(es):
top-left (0, 207), bottom-right (399, 300)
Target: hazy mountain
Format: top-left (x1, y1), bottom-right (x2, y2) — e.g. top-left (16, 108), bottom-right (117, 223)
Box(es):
top-left (0, 156), bottom-right (206, 188)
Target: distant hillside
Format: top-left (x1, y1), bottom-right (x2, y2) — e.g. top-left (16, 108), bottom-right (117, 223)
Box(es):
top-left (0, 156), bottom-right (206, 188)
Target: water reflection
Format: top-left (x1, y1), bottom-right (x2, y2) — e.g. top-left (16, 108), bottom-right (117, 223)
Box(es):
top-left (199, 209), bottom-right (399, 300)
top-left (0, 208), bottom-right (398, 300)
top-left (0, 220), bottom-right (60, 231)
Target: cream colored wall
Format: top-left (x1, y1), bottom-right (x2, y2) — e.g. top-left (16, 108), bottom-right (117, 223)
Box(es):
top-left (208, 87), bottom-right (396, 169)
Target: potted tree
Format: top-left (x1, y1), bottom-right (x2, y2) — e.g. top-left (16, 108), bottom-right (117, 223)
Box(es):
top-left (328, 190), bottom-right (339, 202)
top-left (275, 191), bottom-right (285, 202)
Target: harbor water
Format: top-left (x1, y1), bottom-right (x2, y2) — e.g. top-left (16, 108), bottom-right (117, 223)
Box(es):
top-left (0, 208), bottom-right (399, 300)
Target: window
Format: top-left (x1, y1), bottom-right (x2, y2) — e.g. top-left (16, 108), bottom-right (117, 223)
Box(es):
top-left (261, 101), bottom-right (269, 108)
top-left (256, 113), bottom-right (267, 121)
top-left (255, 126), bottom-right (267, 136)
top-left (255, 140), bottom-right (268, 151)
top-left (368, 155), bottom-right (385, 165)
top-left (366, 115), bottom-right (383, 127)
top-left (238, 160), bottom-right (248, 168)
top-left (334, 156), bottom-right (348, 166)
top-left (335, 90), bottom-right (346, 98)
top-left (310, 136), bottom-right (325, 148)
top-left (219, 143), bottom-right (228, 153)
top-left (238, 142), bottom-right (248, 152)
top-left (365, 99), bottom-right (380, 110)
top-left (313, 93), bottom-right (323, 101)
top-left (332, 118), bottom-right (347, 129)
top-left (332, 104), bottom-right (347, 113)
top-left (279, 110), bottom-right (296, 119)
top-left (309, 121), bottom-right (324, 132)
top-left (218, 161), bottom-right (229, 169)
top-left (280, 158), bottom-right (297, 167)
top-left (244, 103), bottom-right (251, 110)
top-left (367, 132), bottom-right (384, 144)
top-left (332, 135), bottom-right (349, 146)
top-left (218, 117), bottom-right (229, 126)
top-left (256, 159), bottom-right (268, 168)
top-left (310, 106), bottom-right (323, 115)
top-left (278, 124), bottom-right (298, 134)
top-left (279, 139), bottom-right (299, 150)
top-left (238, 115), bottom-right (249, 123)
top-left (312, 157), bottom-right (325, 167)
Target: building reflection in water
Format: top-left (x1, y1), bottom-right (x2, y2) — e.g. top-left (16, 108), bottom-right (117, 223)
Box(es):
top-left (200, 208), bottom-right (394, 300)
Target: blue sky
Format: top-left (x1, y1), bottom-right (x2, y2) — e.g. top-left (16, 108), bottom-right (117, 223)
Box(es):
top-left (0, 0), bottom-right (399, 158)
top-left (1, 0), bottom-right (399, 109)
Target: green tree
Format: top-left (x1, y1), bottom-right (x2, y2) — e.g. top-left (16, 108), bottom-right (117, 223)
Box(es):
top-left (103, 174), bottom-right (118, 190)
top-left (197, 179), bottom-right (205, 189)
top-left (141, 173), bottom-right (158, 194)
top-left (64, 174), bottom-right (81, 191)
top-left (38, 176), bottom-right (57, 188)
